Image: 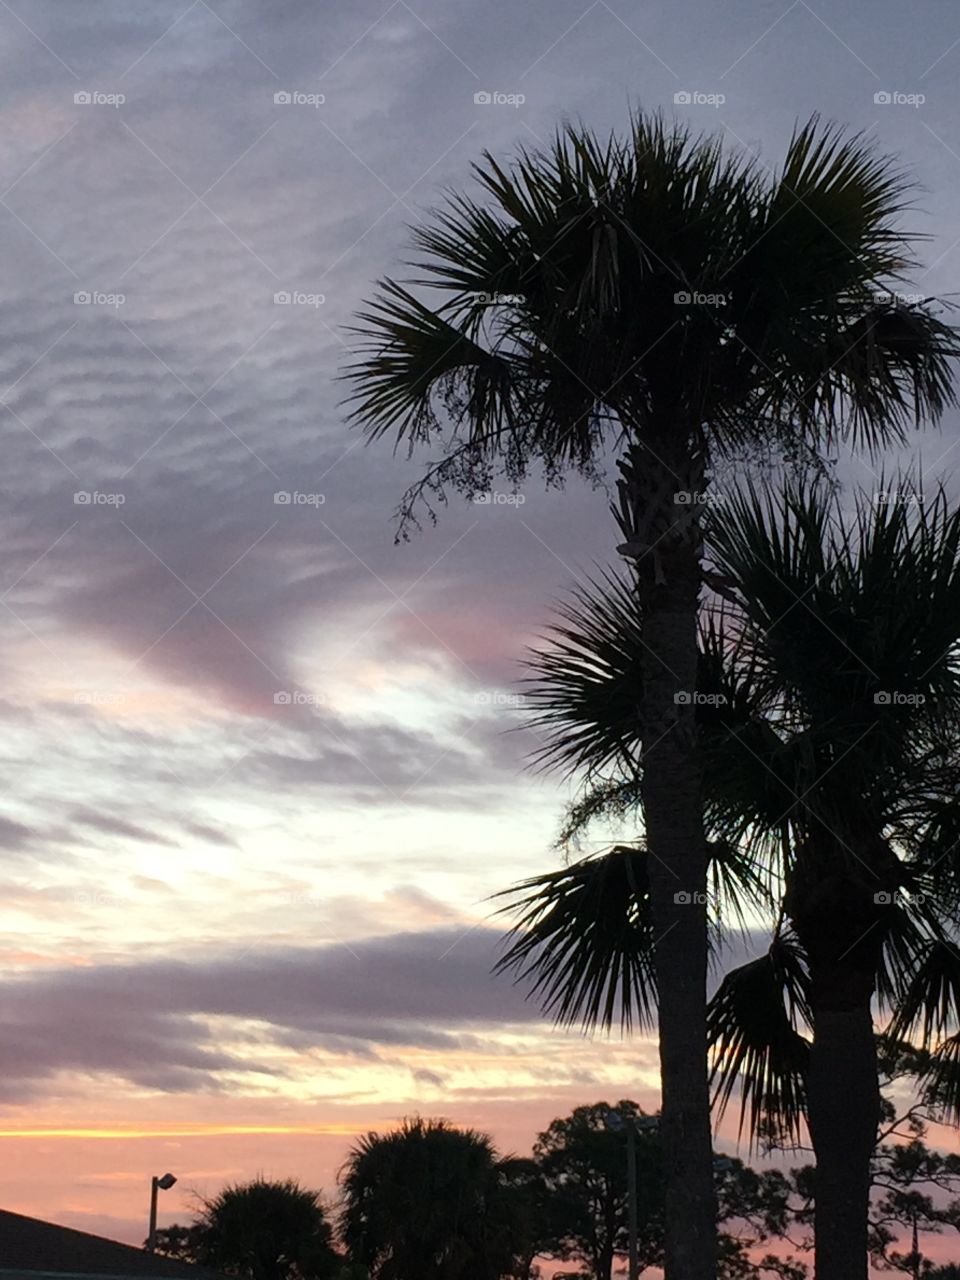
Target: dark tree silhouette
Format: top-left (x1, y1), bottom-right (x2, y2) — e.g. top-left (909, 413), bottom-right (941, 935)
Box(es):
top-left (173, 1177), bottom-right (340, 1280)
top-left (339, 1117), bottom-right (528, 1280)
top-left (500, 480), bottom-right (960, 1280)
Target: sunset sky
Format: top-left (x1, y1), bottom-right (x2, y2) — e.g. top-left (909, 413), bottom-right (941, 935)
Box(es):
top-left (2, 0), bottom-right (960, 1257)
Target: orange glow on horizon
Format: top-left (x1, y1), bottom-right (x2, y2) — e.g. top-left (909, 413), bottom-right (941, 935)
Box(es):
top-left (0, 1123), bottom-right (367, 1140)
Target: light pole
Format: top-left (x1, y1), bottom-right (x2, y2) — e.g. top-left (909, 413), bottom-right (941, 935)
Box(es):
top-left (146, 1172), bottom-right (177, 1253)
top-left (605, 1110), bottom-right (653, 1280)
top-left (625, 1121), bottom-right (638, 1280)
top-left (603, 1112), bottom-right (726, 1280)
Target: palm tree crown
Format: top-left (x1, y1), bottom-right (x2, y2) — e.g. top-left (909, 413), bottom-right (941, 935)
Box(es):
top-left (500, 480), bottom-right (960, 1134)
top-left (339, 1116), bottom-right (525, 1280)
top-left (345, 114), bottom-right (956, 527)
top-left (192, 1177), bottom-right (337, 1280)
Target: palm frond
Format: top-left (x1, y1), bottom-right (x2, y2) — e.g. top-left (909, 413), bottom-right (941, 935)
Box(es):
top-left (707, 934), bottom-right (812, 1148)
top-left (901, 791), bottom-right (960, 906)
top-left (724, 117), bottom-right (959, 449)
top-left (707, 837), bottom-right (774, 940)
top-left (523, 569), bottom-right (643, 778)
top-left (342, 280), bottom-right (520, 446)
top-left (705, 476), bottom-right (960, 834)
top-left (494, 832), bottom-right (773, 1038)
top-left (493, 846), bottom-right (657, 1032)
top-left (887, 939), bottom-right (960, 1044)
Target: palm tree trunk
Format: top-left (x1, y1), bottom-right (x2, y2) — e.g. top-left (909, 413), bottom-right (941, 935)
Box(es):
top-left (806, 972), bottom-right (879, 1280)
top-left (618, 442), bottom-right (717, 1280)
top-left (788, 853), bottom-right (883, 1280)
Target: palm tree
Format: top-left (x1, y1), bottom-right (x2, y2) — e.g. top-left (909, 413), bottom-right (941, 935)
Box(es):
top-left (701, 482), bottom-right (960, 1280)
top-left (344, 113), bottom-right (957, 1280)
top-left (497, 480), bottom-right (960, 1280)
top-left (339, 1116), bottom-right (527, 1280)
top-left (190, 1177), bottom-right (339, 1280)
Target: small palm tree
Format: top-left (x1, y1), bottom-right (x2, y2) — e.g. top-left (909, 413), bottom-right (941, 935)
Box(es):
top-left (497, 479), bottom-right (960, 1280)
top-left (191, 1177), bottom-right (339, 1280)
top-left (345, 113), bottom-right (957, 1280)
top-left (339, 1116), bottom-right (527, 1280)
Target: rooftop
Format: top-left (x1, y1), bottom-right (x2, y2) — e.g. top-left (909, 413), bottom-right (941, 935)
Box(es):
top-left (0, 1209), bottom-right (219, 1279)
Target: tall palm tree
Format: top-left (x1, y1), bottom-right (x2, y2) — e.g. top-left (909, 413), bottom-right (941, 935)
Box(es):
top-left (339, 1116), bottom-right (526, 1280)
top-left (344, 113), bottom-right (957, 1280)
top-left (497, 480), bottom-right (960, 1280)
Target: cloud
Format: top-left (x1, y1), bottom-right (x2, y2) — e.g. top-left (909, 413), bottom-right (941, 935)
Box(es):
top-left (69, 805), bottom-right (178, 846)
top-left (0, 926), bottom-right (543, 1102)
top-left (0, 815), bottom-right (37, 852)
top-left (413, 1068), bottom-right (446, 1087)
top-left (181, 820), bottom-right (238, 846)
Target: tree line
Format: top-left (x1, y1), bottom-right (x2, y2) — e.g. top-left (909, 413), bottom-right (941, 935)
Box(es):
top-left (154, 1086), bottom-right (960, 1278)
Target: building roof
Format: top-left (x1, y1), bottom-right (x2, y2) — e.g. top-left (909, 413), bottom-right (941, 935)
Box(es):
top-left (0, 1208), bottom-right (219, 1278)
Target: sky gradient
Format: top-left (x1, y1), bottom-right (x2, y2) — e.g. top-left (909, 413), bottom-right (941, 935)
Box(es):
top-left (2, 0), bottom-right (960, 1261)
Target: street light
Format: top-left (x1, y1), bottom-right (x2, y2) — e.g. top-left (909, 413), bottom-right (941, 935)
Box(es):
top-left (604, 1110), bottom-right (654, 1280)
top-left (146, 1172), bottom-right (177, 1253)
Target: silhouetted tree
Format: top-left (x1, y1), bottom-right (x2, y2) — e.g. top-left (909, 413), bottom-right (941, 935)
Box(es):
top-left (339, 1117), bottom-right (528, 1280)
top-left (152, 1222), bottom-right (205, 1260)
top-left (188, 1177), bottom-right (339, 1280)
top-left (529, 1100), bottom-right (802, 1279)
top-left (533, 1100), bottom-right (662, 1278)
top-left (501, 479), bottom-right (960, 1280)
